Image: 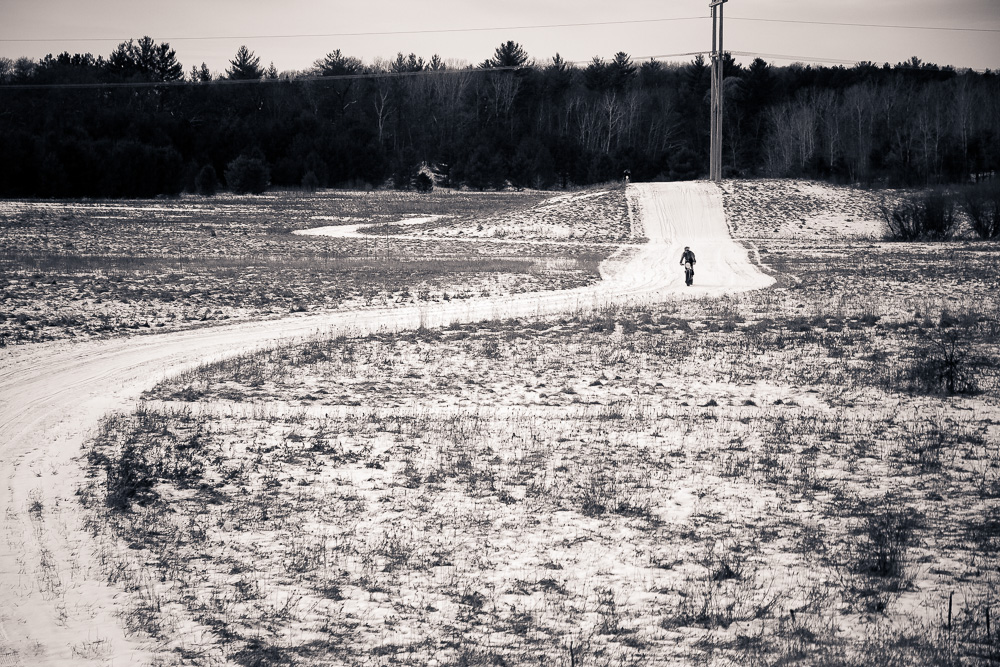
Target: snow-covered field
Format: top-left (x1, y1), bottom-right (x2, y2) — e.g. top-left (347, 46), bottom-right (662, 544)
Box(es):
top-left (1, 182), bottom-right (769, 665)
top-left (411, 188), bottom-right (633, 243)
top-left (722, 179), bottom-right (892, 240)
top-left (3, 181), bottom-right (998, 665)
top-left (0, 190), bottom-right (613, 345)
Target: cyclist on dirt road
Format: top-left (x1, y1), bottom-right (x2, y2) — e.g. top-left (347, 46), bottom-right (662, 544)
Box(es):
top-left (680, 246), bottom-right (696, 286)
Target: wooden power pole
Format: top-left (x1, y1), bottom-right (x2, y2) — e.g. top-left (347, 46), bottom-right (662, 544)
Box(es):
top-left (710, 0), bottom-right (728, 182)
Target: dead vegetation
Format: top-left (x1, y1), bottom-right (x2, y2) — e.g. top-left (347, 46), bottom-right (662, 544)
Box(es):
top-left (0, 189), bottom-right (615, 345)
top-left (722, 179), bottom-right (891, 239)
top-left (411, 185), bottom-right (633, 243)
top-left (82, 233), bottom-right (1000, 665)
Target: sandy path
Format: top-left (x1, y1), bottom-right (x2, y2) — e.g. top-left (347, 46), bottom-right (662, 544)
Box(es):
top-left (0, 182), bottom-right (772, 665)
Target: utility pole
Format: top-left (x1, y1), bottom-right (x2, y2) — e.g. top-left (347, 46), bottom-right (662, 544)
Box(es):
top-left (709, 0), bottom-right (728, 182)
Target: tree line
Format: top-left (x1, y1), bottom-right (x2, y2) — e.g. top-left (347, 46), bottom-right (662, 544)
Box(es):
top-left (0, 38), bottom-right (997, 197)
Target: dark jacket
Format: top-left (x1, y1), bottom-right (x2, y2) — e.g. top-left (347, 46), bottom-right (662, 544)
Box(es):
top-left (680, 249), bottom-right (696, 265)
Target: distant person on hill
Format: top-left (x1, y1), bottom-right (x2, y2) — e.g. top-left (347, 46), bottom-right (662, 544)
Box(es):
top-left (680, 246), bottom-right (696, 286)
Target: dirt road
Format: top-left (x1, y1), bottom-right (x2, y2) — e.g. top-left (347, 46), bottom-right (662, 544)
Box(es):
top-left (0, 182), bottom-right (772, 665)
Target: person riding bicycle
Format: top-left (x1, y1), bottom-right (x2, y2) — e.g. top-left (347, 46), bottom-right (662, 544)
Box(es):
top-left (680, 246), bottom-right (696, 286)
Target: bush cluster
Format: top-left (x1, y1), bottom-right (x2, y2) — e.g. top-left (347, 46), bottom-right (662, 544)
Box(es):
top-left (225, 155), bottom-right (270, 195)
top-left (881, 181), bottom-right (1000, 241)
top-left (195, 164), bottom-right (218, 196)
top-left (879, 190), bottom-right (958, 241)
top-left (961, 181), bottom-right (1000, 239)
top-left (903, 324), bottom-right (998, 396)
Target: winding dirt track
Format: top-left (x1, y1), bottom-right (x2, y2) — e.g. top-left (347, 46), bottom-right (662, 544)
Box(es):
top-left (0, 182), bottom-right (772, 665)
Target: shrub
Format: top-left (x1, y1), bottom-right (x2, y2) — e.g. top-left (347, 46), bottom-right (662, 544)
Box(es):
top-left (195, 164), bottom-right (218, 196)
top-left (104, 141), bottom-right (184, 198)
top-left (480, 337), bottom-right (502, 359)
top-left (902, 325), bottom-right (996, 395)
top-left (842, 496), bottom-right (919, 613)
top-left (414, 171), bottom-right (434, 192)
top-left (960, 181), bottom-right (1000, 239)
top-left (456, 145), bottom-right (506, 190)
top-left (225, 155), bottom-right (270, 194)
top-left (855, 502), bottom-right (916, 579)
top-left (301, 170), bottom-right (319, 192)
top-left (668, 146), bottom-right (701, 181)
top-left (879, 190), bottom-right (958, 241)
top-left (105, 440), bottom-right (154, 509)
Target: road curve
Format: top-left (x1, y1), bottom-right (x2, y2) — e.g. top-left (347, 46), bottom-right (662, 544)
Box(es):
top-left (0, 182), bottom-right (772, 665)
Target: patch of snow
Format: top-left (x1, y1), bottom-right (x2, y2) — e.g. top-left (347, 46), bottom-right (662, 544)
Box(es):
top-left (295, 215), bottom-right (445, 238)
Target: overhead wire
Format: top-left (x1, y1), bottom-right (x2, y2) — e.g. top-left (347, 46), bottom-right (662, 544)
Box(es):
top-left (728, 16), bottom-right (1000, 33)
top-left (0, 17), bottom-right (706, 43)
top-left (726, 51), bottom-right (861, 66)
top-left (0, 14), bottom-right (996, 44)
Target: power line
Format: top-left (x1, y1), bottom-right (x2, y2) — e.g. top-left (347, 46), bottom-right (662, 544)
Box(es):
top-left (0, 17), bottom-right (706, 43)
top-left (569, 51), bottom-right (710, 66)
top-left (1, 14), bottom-right (997, 44)
top-left (729, 16), bottom-right (1000, 34)
top-left (728, 50), bottom-right (861, 66)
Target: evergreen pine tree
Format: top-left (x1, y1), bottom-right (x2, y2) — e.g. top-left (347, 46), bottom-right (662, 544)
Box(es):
top-left (227, 46), bottom-right (262, 80)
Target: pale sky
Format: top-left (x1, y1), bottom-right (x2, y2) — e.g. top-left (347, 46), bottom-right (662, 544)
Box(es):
top-left (2, 0), bottom-right (999, 75)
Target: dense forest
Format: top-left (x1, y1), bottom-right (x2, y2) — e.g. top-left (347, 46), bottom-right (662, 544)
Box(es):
top-left (0, 38), bottom-right (997, 197)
